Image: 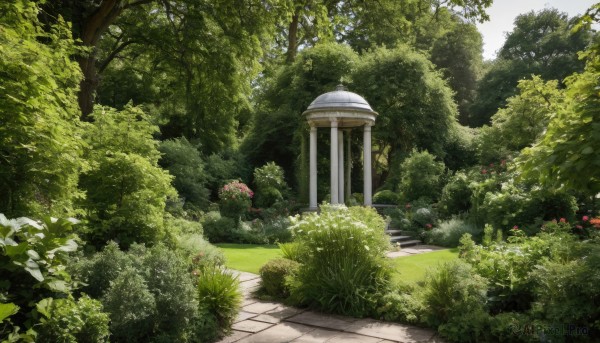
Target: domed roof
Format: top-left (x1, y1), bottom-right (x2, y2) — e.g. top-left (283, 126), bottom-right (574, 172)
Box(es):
top-left (305, 85), bottom-right (375, 113)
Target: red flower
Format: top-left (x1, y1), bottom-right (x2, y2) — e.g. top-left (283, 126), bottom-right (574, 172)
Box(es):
top-left (583, 216), bottom-right (589, 222)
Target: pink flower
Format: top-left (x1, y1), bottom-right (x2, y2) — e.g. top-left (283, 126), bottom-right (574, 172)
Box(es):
top-left (512, 225), bottom-right (519, 230)
top-left (583, 216), bottom-right (589, 222)
top-left (559, 218), bottom-right (566, 223)
top-left (425, 223), bottom-right (432, 230)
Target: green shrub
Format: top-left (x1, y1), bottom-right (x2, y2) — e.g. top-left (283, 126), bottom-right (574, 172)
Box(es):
top-left (159, 137), bottom-right (210, 210)
top-left (251, 217), bottom-right (293, 244)
top-left (373, 190), bottom-right (400, 205)
top-left (422, 260), bottom-right (489, 341)
top-left (412, 207), bottom-right (437, 228)
top-left (399, 150), bottom-right (446, 202)
top-left (71, 242), bottom-right (224, 341)
top-left (37, 295), bottom-right (110, 343)
top-left (438, 172), bottom-right (472, 218)
top-left (376, 287), bottom-right (425, 324)
top-left (102, 268), bottom-right (157, 342)
top-left (80, 105), bottom-right (177, 248)
top-left (259, 258), bottom-right (301, 298)
top-left (253, 162), bottom-right (288, 208)
top-left (176, 233), bottom-right (225, 269)
top-left (424, 218), bottom-right (480, 247)
top-left (278, 242), bottom-right (304, 262)
top-left (202, 215), bottom-right (238, 243)
top-left (288, 205), bottom-right (392, 317)
top-left (197, 266), bottom-right (242, 331)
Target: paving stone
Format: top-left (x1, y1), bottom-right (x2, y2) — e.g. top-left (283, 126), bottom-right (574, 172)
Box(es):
top-left (216, 330), bottom-right (252, 343)
top-left (265, 305), bottom-right (304, 320)
top-left (242, 298), bottom-right (258, 307)
top-left (251, 314), bottom-right (281, 324)
top-left (240, 278), bottom-right (262, 291)
top-left (344, 318), bottom-right (435, 343)
top-left (290, 328), bottom-right (340, 342)
top-left (232, 320), bottom-right (274, 333)
top-left (326, 332), bottom-right (382, 343)
top-left (237, 322), bottom-right (314, 343)
top-left (243, 301), bottom-right (281, 314)
top-left (231, 270), bottom-right (261, 282)
top-left (235, 311), bottom-right (257, 323)
top-left (386, 251), bottom-right (412, 258)
top-left (286, 311), bottom-right (356, 331)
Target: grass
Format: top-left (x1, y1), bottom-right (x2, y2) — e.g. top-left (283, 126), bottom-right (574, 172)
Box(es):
top-left (391, 248), bottom-right (459, 284)
top-left (216, 243), bottom-right (459, 282)
top-left (216, 243), bottom-right (282, 274)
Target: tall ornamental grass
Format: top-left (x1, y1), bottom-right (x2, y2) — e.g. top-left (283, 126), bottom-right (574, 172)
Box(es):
top-left (287, 205), bottom-right (392, 317)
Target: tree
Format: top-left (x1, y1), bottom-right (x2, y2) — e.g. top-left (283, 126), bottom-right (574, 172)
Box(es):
top-left (470, 8), bottom-right (593, 126)
top-left (242, 42), bottom-right (358, 197)
top-left (430, 22), bottom-right (483, 125)
top-left (0, 0), bottom-right (84, 218)
top-left (518, 52), bottom-right (600, 195)
top-left (42, 0), bottom-right (290, 119)
top-left (476, 76), bottom-right (564, 165)
top-left (352, 45), bottom-right (457, 188)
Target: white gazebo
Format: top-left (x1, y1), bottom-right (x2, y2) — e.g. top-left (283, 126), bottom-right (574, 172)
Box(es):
top-left (303, 85), bottom-right (377, 210)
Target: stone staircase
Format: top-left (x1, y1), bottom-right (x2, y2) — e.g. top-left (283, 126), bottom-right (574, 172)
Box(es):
top-left (373, 204), bottom-right (422, 248)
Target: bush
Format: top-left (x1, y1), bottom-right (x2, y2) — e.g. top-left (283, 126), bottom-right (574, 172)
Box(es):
top-left (399, 150), bottom-right (446, 202)
top-left (288, 205), bottom-right (392, 317)
top-left (424, 218), bottom-right (480, 247)
top-left (102, 268), bottom-right (157, 342)
top-left (259, 258), bottom-right (300, 298)
top-left (176, 233), bottom-right (225, 270)
top-left (253, 162), bottom-right (288, 208)
top-left (37, 295), bottom-right (110, 343)
top-left (202, 214), bottom-right (238, 243)
top-left (422, 260), bottom-right (490, 342)
top-left (159, 137), bottom-right (211, 211)
top-left (251, 216), bottom-right (293, 244)
top-left (438, 172), bottom-right (472, 218)
top-left (197, 266), bottom-right (242, 331)
top-left (373, 190), bottom-right (400, 205)
top-left (412, 207), bottom-right (437, 228)
top-left (219, 181), bottom-right (253, 221)
top-left (80, 105), bottom-right (177, 248)
top-left (70, 242), bottom-right (226, 342)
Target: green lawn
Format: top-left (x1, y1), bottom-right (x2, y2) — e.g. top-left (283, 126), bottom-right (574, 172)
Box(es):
top-left (216, 243), bottom-right (459, 282)
top-left (216, 243), bottom-right (282, 274)
top-left (391, 248), bottom-right (459, 284)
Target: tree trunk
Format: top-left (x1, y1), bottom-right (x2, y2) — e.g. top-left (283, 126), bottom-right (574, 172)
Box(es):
top-left (286, 11), bottom-right (300, 64)
top-left (77, 0), bottom-right (125, 119)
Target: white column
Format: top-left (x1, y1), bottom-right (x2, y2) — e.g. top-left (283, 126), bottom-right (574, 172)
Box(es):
top-left (309, 125), bottom-right (317, 209)
top-left (338, 129), bottom-right (344, 204)
top-left (330, 120), bottom-right (339, 204)
top-left (363, 123), bottom-right (372, 206)
top-left (346, 130), bottom-right (351, 201)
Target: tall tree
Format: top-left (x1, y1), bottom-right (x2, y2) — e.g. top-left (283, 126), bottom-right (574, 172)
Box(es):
top-left (352, 45), bottom-right (458, 188)
top-left (470, 8), bottom-right (593, 126)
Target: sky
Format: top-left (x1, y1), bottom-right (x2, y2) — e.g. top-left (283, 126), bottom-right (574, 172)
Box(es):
top-left (476, 0), bottom-right (598, 60)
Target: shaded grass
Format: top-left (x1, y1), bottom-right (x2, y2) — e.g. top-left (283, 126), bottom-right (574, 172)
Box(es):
top-left (391, 249), bottom-right (459, 284)
top-left (216, 243), bottom-right (282, 274)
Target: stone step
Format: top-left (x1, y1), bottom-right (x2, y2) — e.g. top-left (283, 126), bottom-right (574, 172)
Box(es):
top-left (386, 234), bottom-right (413, 242)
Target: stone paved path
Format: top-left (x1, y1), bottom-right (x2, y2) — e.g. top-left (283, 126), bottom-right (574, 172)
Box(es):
top-left (218, 269), bottom-right (444, 343)
top-left (385, 245), bottom-right (445, 259)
